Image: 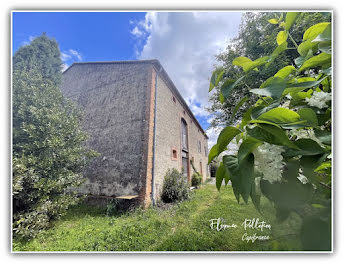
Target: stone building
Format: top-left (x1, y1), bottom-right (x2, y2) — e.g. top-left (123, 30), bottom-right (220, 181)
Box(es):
top-left (61, 60), bottom-right (209, 206)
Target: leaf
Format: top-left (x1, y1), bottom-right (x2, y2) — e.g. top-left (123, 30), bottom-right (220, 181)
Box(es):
top-left (318, 41), bottom-right (332, 54)
top-left (297, 108), bottom-right (318, 127)
top-left (217, 126), bottom-right (241, 155)
top-left (314, 161), bottom-right (331, 173)
top-left (215, 162), bottom-right (225, 191)
top-left (268, 18), bottom-right (279, 24)
top-left (223, 155), bottom-right (241, 203)
top-left (297, 39), bottom-right (317, 57)
top-left (282, 159), bottom-right (301, 182)
top-left (283, 76), bottom-right (327, 95)
top-left (303, 22), bottom-right (331, 41)
top-left (250, 77), bottom-right (286, 99)
top-left (250, 177), bottom-right (261, 212)
top-left (266, 41), bottom-right (288, 67)
top-left (295, 49), bottom-right (314, 67)
top-left (209, 68), bottom-right (224, 92)
top-left (256, 107), bottom-right (302, 126)
top-left (314, 129), bottom-right (331, 145)
top-left (312, 203), bottom-right (326, 209)
top-left (238, 153), bottom-right (255, 203)
top-left (251, 102), bottom-right (280, 120)
top-left (300, 154), bottom-right (327, 180)
top-left (260, 179), bottom-right (314, 214)
top-left (219, 92), bottom-right (225, 103)
top-left (247, 124), bottom-right (298, 149)
top-left (208, 144), bottom-right (218, 164)
top-left (274, 65), bottom-right (296, 79)
top-left (237, 137), bottom-right (262, 164)
top-left (320, 67), bottom-right (332, 76)
top-left (284, 139), bottom-right (325, 157)
top-left (271, 41), bottom-right (288, 58)
top-left (221, 76), bottom-right (245, 100)
top-left (240, 107), bottom-right (253, 129)
top-left (285, 12), bottom-right (300, 31)
top-left (260, 179), bottom-right (281, 203)
top-left (300, 216), bottom-right (331, 250)
top-left (229, 96), bottom-right (248, 125)
top-left (233, 56), bottom-right (269, 72)
top-left (299, 53), bottom-right (332, 72)
top-left (312, 24), bottom-right (331, 42)
top-left (276, 31), bottom-right (288, 46)
top-left (232, 56), bottom-right (253, 69)
top-left (246, 56), bottom-right (270, 72)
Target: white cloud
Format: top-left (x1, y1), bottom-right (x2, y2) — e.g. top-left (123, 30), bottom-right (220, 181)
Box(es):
top-left (60, 49), bottom-right (83, 72)
top-left (60, 49), bottom-right (83, 63)
top-left (61, 63), bottom-right (69, 72)
top-left (20, 35), bottom-right (37, 46)
top-left (206, 127), bottom-right (221, 149)
top-left (68, 49), bottom-right (82, 61)
top-left (131, 26), bottom-right (144, 37)
top-left (189, 103), bottom-right (209, 117)
top-left (131, 12), bottom-right (242, 134)
top-left (61, 52), bottom-right (72, 61)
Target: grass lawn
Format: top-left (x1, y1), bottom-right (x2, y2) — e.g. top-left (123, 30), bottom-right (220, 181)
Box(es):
top-left (13, 183), bottom-right (303, 252)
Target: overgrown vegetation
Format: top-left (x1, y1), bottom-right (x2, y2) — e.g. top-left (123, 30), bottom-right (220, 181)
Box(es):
top-left (161, 169), bottom-right (190, 203)
top-left (207, 12), bottom-right (331, 127)
top-left (208, 12), bottom-right (332, 251)
top-left (12, 34), bottom-right (97, 239)
top-left (191, 173), bottom-right (202, 187)
top-left (13, 184), bottom-right (304, 251)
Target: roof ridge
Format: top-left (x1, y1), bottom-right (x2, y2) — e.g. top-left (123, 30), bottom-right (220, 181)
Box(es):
top-left (63, 60), bottom-right (208, 138)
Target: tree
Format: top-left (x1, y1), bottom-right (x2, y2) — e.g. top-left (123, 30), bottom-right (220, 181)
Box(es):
top-left (13, 33), bottom-right (62, 86)
top-left (208, 12), bottom-right (332, 250)
top-left (12, 34), bottom-right (97, 239)
top-left (207, 12), bottom-right (331, 127)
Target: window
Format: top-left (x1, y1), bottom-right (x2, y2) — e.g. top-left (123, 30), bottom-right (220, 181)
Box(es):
top-left (204, 145), bottom-right (207, 157)
top-left (183, 110), bottom-right (186, 115)
top-left (181, 118), bottom-right (189, 180)
top-left (198, 140), bottom-right (202, 153)
top-left (171, 148), bottom-right (178, 160)
top-left (172, 96), bottom-right (176, 103)
top-left (181, 118), bottom-right (188, 151)
top-left (200, 161), bottom-right (203, 176)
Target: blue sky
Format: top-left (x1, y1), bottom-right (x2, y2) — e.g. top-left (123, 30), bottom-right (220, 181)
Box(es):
top-left (12, 11), bottom-right (243, 147)
top-left (13, 12), bottom-right (146, 62)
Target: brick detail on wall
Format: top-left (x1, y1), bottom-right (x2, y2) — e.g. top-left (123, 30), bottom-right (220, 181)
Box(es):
top-left (143, 67), bottom-right (156, 208)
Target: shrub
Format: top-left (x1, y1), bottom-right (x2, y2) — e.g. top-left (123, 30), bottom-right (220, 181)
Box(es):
top-left (191, 173), bottom-right (202, 187)
top-left (106, 199), bottom-right (120, 216)
top-left (12, 34), bottom-right (98, 239)
top-left (161, 169), bottom-right (190, 203)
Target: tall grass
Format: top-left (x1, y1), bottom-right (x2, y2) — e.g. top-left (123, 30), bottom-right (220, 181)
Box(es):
top-left (13, 184), bottom-right (302, 251)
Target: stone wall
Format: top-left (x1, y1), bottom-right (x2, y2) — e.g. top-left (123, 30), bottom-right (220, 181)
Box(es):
top-left (61, 62), bottom-right (151, 197)
top-left (61, 60), bottom-right (209, 204)
top-left (153, 68), bottom-right (209, 201)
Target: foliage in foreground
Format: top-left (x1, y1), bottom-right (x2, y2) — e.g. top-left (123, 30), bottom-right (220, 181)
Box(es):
top-left (161, 169), bottom-right (190, 203)
top-left (209, 12), bottom-right (332, 251)
top-left (13, 184), bottom-right (303, 251)
top-left (12, 34), bottom-right (97, 239)
top-left (207, 12), bottom-right (331, 127)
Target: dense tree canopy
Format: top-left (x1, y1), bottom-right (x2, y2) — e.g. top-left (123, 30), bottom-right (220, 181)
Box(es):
top-left (208, 12), bottom-right (332, 250)
top-left (13, 33), bottom-right (63, 86)
top-left (207, 12), bottom-right (331, 127)
top-left (12, 34), bottom-right (97, 239)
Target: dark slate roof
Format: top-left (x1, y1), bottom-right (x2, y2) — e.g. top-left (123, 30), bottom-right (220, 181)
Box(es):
top-left (64, 60), bottom-right (208, 139)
